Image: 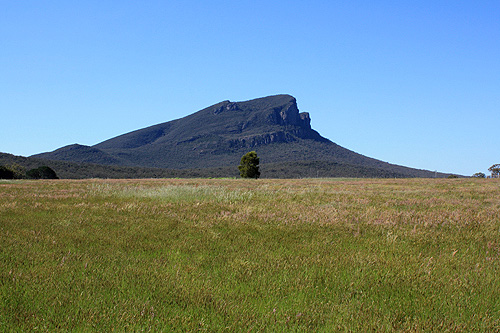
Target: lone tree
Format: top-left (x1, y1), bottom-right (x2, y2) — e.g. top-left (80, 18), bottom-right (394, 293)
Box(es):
top-left (238, 151), bottom-right (260, 179)
top-left (489, 164), bottom-right (500, 178)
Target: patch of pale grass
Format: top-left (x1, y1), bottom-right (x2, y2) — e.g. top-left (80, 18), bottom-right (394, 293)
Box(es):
top-left (91, 183), bottom-right (256, 204)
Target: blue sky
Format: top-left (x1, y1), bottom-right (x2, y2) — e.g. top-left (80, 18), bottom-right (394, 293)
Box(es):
top-left (1, 1), bottom-right (499, 176)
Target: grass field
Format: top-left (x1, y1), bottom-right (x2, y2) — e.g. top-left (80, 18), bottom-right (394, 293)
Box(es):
top-left (1, 178), bottom-right (499, 331)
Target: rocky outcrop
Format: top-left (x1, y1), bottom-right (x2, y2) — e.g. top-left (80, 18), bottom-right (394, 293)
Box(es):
top-left (299, 112), bottom-right (311, 127)
top-left (213, 102), bottom-right (240, 114)
top-left (228, 131), bottom-right (296, 148)
top-left (266, 99), bottom-right (315, 132)
top-left (268, 99), bottom-right (302, 126)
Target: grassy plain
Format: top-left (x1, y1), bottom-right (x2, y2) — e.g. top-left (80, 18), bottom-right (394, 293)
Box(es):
top-left (1, 178), bottom-right (499, 331)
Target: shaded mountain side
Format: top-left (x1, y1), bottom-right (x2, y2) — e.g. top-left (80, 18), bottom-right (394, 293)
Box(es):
top-left (32, 94), bottom-right (448, 177)
top-left (1, 153), bottom-right (453, 179)
top-left (94, 95), bottom-right (325, 151)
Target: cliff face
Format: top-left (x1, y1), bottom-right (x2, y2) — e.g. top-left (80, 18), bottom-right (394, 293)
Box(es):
top-left (268, 99), bottom-right (308, 127)
top-left (208, 96), bottom-right (327, 147)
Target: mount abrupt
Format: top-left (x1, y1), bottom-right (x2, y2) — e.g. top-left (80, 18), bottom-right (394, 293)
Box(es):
top-left (32, 94), bottom-right (442, 178)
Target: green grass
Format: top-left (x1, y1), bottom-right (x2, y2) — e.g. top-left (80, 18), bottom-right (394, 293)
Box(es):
top-left (1, 178), bottom-right (499, 331)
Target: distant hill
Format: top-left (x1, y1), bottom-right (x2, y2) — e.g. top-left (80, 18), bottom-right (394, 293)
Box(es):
top-left (31, 94), bottom-right (445, 178)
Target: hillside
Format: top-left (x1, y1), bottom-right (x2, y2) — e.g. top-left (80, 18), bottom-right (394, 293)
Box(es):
top-left (32, 94), bottom-right (443, 177)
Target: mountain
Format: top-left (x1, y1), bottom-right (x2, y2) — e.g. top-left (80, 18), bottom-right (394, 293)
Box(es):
top-left (32, 94), bottom-right (440, 177)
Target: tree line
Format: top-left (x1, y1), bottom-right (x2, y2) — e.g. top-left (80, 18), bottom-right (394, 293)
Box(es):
top-left (2, 151), bottom-right (497, 180)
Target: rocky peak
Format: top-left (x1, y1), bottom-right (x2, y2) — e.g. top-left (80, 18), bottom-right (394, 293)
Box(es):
top-left (268, 98), bottom-right (311, 130)
top-left (213, 101), bottom-right (240, 114)
top-left (299, 112), bottom-right (311, 128)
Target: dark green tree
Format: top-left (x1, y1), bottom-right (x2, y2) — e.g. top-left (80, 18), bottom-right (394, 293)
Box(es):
top-left (0, 166), bottom-right (15, 179)
top-left (26, 166), bottom-right (59, 179)
top-left (472, 172), bottom-right (486, 178)
top-left (238, 151), bottom-right (260, 179)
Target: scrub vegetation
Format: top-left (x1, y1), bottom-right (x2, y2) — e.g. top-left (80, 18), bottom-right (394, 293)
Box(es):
top-left (1, 178), bottom-right (499, 330)
top-left (0, 152), bottom-right (454, 179)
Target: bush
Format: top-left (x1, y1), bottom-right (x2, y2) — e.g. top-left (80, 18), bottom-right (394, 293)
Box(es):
top-left (5, 163), bottom-right (26, 179)
top-left (0, 165), bottom-right (15, 179)
top-left (26, 166), bottom-right (59, 179)
top-left (472, 172), bottom-right (485, 178)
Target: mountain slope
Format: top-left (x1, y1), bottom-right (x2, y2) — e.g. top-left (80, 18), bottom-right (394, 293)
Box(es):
top-left (32, 94), bottom-right (440, 177)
